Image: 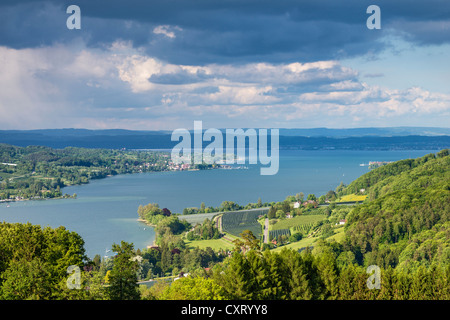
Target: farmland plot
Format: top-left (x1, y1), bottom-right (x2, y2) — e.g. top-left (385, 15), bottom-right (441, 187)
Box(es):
top-left (221, 208), bottom-right (267, 238)
top-left (271, 214), bottom-right (327, 235)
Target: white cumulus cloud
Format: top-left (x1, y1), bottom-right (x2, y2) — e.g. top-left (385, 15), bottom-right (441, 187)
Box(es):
top-left (1, 41), bottom-right (449, 130)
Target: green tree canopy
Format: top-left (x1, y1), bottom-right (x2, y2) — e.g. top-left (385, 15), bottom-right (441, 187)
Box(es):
top-left (107, 241), bottom-right (141, 300)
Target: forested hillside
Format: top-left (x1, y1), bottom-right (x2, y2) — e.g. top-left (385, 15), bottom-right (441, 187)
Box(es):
top-left (340, 149), bottom-right (450, 270)
top-left (341, 149), bottom-right (449, 200)
top-left (0, 144), bottom-right (169, 200)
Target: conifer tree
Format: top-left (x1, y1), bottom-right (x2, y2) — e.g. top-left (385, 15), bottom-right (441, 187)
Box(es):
top-left (107, 241), bottom-right (140, 300)
top-left (280, 249), bottom-right (313, 300)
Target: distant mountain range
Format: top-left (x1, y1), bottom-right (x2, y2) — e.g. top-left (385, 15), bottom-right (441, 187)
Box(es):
top-left (277, 127), bottom-right (450, 137)
top-left (0, 127), bottom-right (449, 150)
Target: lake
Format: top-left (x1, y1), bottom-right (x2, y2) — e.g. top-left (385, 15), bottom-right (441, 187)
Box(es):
top-left (0, 149), bottom-right (436, 258)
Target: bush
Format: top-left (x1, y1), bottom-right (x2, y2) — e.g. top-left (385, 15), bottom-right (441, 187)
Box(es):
top-left (289, 232), bottom-right (303, 242)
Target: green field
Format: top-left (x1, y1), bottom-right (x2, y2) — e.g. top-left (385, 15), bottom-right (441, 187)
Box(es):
top-left (184, 238), bottom-right (234, 251)
top-left (327, 226), bottom-right (345, 242)
top-left (272, 236), bottom-right (317, 252)
top-left (272, 225), bottom-right (346, 252)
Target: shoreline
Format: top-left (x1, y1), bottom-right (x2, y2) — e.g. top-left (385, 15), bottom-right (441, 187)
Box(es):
top-left (137, 218), bottom-right (157, 228)
top-left (137, 218), bottom-right (159, 248)
top-left (0, 165), bottom-right (226, 204)
top-left (0, 194), bottom-right (77, 203)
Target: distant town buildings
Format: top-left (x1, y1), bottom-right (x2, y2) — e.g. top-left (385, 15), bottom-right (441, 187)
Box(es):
top-left (368, 161), bottom-right (393, 169)
top-left (293, 200), bottom-right (318, 209)
top-left (169, 163), bottom-right (192, 171)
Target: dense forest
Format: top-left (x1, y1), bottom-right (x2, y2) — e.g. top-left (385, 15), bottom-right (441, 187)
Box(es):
top-left (340, 149), bottom-right (449, 270)
top-left (0, 149), bottom-right (448, 300)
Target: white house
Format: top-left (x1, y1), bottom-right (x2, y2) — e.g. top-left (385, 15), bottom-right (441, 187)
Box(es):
top-left (174, 273), bottom-right (190, 281)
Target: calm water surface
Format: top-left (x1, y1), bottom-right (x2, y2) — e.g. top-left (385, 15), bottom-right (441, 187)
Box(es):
top-left (0, 149), bottom-right (435, 258)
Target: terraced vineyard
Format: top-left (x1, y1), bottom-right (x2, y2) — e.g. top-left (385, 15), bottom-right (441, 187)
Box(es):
top-left (291, 222), bottom-right (315, 234)
top-left (269, 229), bottom-right (291, 241)
top-left (221, 208), bottom-right (268, 238)
top-left (271, 214), bottom-right (327, 235)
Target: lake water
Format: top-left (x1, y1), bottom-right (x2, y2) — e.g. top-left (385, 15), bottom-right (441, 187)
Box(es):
top-left (0, 149), bottom-right (436, 258)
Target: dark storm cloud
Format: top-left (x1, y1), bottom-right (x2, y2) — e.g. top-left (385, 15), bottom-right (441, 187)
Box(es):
top-left (0, 0), bottom-right (449, 64)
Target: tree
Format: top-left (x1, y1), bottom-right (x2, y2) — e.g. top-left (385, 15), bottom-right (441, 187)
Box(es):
top-left (268, 206), bottom-right (276, 219)
top-left (279, 249), bottom-right (313, 300)
top-left (213, 251), bottom-right (256, 299)
top-left (0, 258), bottom-right (53, 300)
top-left (107, 241), bottom-right (140, 300)
top-left (56, 266), bottom-right (109, 300)
top-left (437, 149), bottom-right (449, 158)
top-left (320, 224), bottom-right (335, 239)
top-left (155, 215), bottom-right (189, 236)
top-left (312, 241), bottom-right (340, 299)
top-left (307, 194), bottom-right (317, 201)
top-left (326, 190), bottom-right (337, 202)
top-left (220, 200), bottom-right (240, 211)
top-left (281, 201), bottom-right (290, 213)
top-left (289, 232), bottom-right (303, 243)
top-left (262, 250), bottom-right (289, 299)
top-left (409, 265), bottom-right (434, 300)
top-left (162, 208), bottom-right (171, 216)
top-left (318, 195), bottom-right (326, 204)
top-left (159, 276), bottom-right (227, 300)
top-left (335, 182), bottom-right (345, 195)
top-left (0, 222), bottom-right (87, 299)
top-left (276, 209), bottom-right (285, 219)
top-left (377, 267), bottom-right (395, 300)
top-left (233, 230), bottom-right (260, 253)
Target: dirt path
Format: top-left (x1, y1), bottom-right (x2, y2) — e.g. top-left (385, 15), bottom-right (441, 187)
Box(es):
top-left (263, 217), bottom-right (269, 244)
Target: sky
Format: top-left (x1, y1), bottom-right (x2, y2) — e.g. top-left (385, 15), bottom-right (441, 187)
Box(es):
top-left (0, 0), bottom-right (449, 130)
